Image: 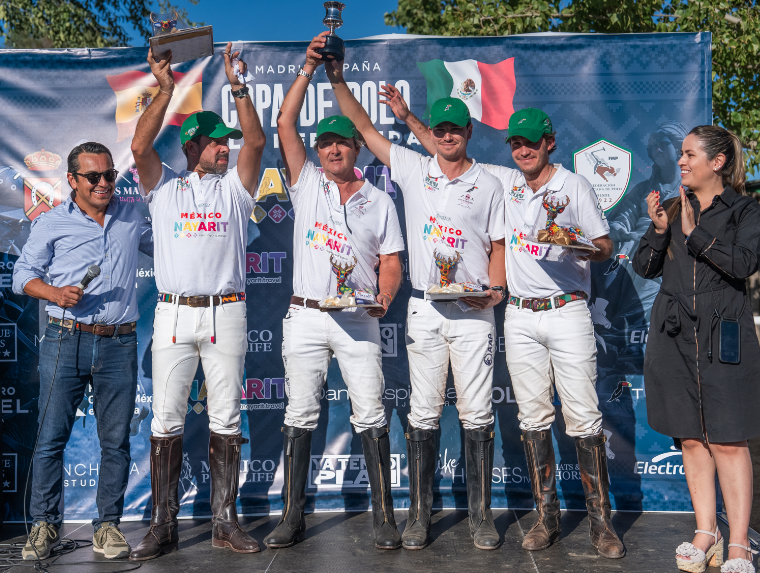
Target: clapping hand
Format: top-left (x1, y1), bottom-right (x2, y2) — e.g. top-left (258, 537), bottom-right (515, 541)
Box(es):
top-left (646, 190), bottom-right (669, 234)
top-left (679, 185), bottom-right (696, 237)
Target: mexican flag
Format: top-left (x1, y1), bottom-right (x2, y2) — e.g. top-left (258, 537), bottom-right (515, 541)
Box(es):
top-left (417, 58), bottom-right (516, 130)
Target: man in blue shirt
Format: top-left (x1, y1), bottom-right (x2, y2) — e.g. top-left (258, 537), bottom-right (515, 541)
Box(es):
top-left (13, 142), bottom-right (152, 561)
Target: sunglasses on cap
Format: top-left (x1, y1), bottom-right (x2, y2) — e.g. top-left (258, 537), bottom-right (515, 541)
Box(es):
top-left (71, 169), bottom-right (119, 185)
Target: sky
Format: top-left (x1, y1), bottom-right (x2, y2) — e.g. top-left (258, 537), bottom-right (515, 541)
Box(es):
top-left (128, 0), bottom-right (404, 45)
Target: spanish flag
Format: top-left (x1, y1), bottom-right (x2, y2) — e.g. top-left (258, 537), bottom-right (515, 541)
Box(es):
top-left (106, 68), bottom-right (203, 142)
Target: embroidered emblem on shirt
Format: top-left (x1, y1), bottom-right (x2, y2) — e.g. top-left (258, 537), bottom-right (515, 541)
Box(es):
top-left (177, 177), bottom-right (191, 193)
top-left (424, 175), bottom-right (439, 193)
top-left (509, 185), bottom-right (524, 203)
top-left (457, 186), bottom-right (476, 208)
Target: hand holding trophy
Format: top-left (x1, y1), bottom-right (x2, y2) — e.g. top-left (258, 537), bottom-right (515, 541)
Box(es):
top-left (148, 9), bottom-right (214, 65)
top-left (316, 2), bottom-right (346, 62)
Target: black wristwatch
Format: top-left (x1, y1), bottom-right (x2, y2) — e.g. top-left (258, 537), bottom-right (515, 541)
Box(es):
top-left (490, 286), bottom-right (506, 299)
top-left (231, 85), bottom-right (250, 99)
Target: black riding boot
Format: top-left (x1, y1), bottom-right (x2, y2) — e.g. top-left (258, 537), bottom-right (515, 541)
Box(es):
top-left (521, 430), bottom-right (561, 551)
top-left (361, 426), bottom-right (402, 549)
top-left (465, 425), bottom-right (500, 549)
top-left (264, 426), bottom-right (311, 548)
top-left (401, 423), bottom-right (435, 550)
top-left (575, 433), bottom-right (625, 559)
top-left (209, 432), bottom-right (260, 552)
top-left (130, 435), bottom-right (183, 560)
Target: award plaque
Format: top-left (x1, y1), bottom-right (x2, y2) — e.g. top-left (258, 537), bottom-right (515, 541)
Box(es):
top-left (148, 11), bottom-right (214, 65)
top-left (316, 2), bottom-right (346, 62)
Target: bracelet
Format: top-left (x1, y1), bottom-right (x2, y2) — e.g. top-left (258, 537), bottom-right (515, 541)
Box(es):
top-left (381, 292), bottom-right (394, 303)
top-left (159, 89), bottom-right (173, 97)
top-left (297, 67), bottom-right (313, 81)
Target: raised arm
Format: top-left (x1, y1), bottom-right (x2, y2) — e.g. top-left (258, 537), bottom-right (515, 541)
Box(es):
top-left (379, 84), bottom-right (436, 157)
top-left (131, 48), bottom-right (174, 194)
top-left (318, 43), bottom-right (392, 167)
top-left (276, 34), bottom-right (327, 186)
top-left (223, 43), bottom-right (265, 195)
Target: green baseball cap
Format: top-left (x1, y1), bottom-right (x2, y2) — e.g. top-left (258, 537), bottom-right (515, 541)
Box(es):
top-left (429, 97), bottom-right (471, 128)
top-left (180, 111), bottom-right (242, 145)
top-left (506, 108), bottom-right (553, 143)
top-left (316, 115), bottom-right (358, 140)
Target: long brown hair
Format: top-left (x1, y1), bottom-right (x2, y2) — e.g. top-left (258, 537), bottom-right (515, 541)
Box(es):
top-left (667, 125), bottom-right (746, 223)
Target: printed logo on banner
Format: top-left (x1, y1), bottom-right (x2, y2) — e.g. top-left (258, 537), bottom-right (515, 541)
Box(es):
top-left (268, 204), bottom-right (287, 223)
top-left (380, 323), bottom-right (397, 357)
top-left (0, 322), bottom-right (17, 361)
top-left (573, 139), bottom-right (632, 211)
top-left (634, 446), bottom-right (685, 477)
top-left (241, 377), bottom-right (286, 411)
top-left (589, 297), bottom-right (611, 353)
top-left (24, 177), bottom-right (61, 221)
top-left (3, 453), bottom-right (17, 492)
top-left (23, 149), bottom-right (62, 172)
top-left (179, 453), bottom-right (197, 494)
top-left (309, 454), bottom-right (401, 490)
top-left (246, 252), bottom-right (286, 286)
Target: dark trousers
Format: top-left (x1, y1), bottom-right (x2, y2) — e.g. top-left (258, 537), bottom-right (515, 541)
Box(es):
top-left (30, 322), bottom-right (138, 529)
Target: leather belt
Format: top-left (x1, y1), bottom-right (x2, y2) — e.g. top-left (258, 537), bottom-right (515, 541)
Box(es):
top-left (290, 296), bottom-right (321, 310)
top-left (157, 292), bottom-right (245, 307)
top-left (508, 291), bottom-right (588, 312)
top-left (48, 317), bottom-right (136, 336)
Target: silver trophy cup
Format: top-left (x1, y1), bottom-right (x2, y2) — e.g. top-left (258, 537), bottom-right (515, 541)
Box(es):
top-left (316, 2), bottom-right (345, 62)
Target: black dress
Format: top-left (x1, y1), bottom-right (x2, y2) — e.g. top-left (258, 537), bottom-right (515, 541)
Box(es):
top-left (632, 186), bottom-right (760, 443)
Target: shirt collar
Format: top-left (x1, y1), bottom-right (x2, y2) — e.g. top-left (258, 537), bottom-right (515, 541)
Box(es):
top-left (65, 193), bottom-right (119, 217)
top-left (428, 156), bottom-right (480, 184)
top-left (686, 185), bottom-right (738, 208)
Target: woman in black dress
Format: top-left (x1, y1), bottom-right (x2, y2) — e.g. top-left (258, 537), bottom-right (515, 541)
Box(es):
top-left (633, 125), bottom-right (760, 573)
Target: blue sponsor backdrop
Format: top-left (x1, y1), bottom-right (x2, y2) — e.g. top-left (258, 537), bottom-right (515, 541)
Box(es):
top-left (0, 32), bottom-right (711, 521)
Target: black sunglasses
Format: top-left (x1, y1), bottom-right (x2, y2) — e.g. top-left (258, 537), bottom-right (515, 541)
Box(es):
top-left (72, 169), bottom-right (119, 185)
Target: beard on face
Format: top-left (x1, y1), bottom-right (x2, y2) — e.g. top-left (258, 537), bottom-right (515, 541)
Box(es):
top-left (199, 153), bottom-right (229, 175)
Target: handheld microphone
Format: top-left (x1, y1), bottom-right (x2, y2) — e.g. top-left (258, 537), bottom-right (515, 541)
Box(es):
top-left (77, 264), bottom-right (101, 290)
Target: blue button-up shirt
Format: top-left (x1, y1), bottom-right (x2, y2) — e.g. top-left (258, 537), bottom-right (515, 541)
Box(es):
top-left (12, 195), bottom-right (153, 324)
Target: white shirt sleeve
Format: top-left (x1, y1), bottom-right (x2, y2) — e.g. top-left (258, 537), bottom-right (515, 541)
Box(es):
top-left (138, 164), bottom-right (178, 200)
top-left (389, 144), bottom-right (424, 189)
top-left (479, 164), bottom-right (517, 188)
top-left (576, 178), bottom-right (611, 240)
top-left (225, 166), bottom-right (256, 214)
top-left (486, 182), bottom-right (507, 242)
top-left (288, 160), bottom-right (320, 212)
top-left (378, 197), bottom-right (406, 255)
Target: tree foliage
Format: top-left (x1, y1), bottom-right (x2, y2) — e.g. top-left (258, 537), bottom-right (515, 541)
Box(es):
top-left (386, 0), bottom-right (760, 173)
top-left (0, 0), bottom-right (201, 49)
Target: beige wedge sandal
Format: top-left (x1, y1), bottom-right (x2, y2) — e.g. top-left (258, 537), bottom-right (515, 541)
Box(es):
top-left (676, 527), bottom-right (724, 573)
top-left (720, 543), bottom-right (758, 573)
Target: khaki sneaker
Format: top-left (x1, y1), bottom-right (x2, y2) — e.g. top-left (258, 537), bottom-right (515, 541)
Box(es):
top-left (93, 523), bottom-right (131, 559)
top-left (22, 522), bottom-right (60, 560)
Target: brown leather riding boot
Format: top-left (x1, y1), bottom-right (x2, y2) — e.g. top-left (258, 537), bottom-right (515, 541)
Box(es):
top-left (575, 433), bottom-right (625, 559)
top-left (129, 435), bottom-right (183, 561)
top-left (465, 425), bottom-right (500, 550)
top-left (521, 430), bottom-right (561, 551)
top-left (209, 432), bottom-right (260, 553)
top-left (361, 426), bottom-right (401, 549)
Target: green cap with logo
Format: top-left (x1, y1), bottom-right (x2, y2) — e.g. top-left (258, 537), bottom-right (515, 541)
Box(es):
top-left (506, 108), bottom-right (553, 143)
top-left (316, 115), bottom-right (358, 140)
top-left (180, 111), bottom-right (243, 145)
top-left (429, 97), bottom-right (471, 128)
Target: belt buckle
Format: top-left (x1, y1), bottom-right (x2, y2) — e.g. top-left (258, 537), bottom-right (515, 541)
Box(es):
top-left (187, 296), bottom-right (206, 308)
top-left (93, 323), bottom-right (111, 336)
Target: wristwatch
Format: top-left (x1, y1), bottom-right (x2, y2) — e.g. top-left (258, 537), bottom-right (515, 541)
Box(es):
top-left (297, 67), bottom-right (313, 81)
top-left (231, 85), bottom-right (249, 99)
top-left (490, 286), bottom-right (506, 299)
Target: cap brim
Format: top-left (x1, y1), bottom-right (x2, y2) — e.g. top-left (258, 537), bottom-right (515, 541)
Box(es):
top-left (316, 127), bottom-right (357, 139)
top-left (208, 125), bottom-right (243, 140)
top-left (506, 128), bottom-right (544, 143)
top-left (429, 118), bottom-right (469, 128)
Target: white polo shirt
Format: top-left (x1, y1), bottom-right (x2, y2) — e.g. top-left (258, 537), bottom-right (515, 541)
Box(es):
top-left (289, 160), bottom-right (405, 301)
top-left (481, 163), bottom-right (609, 299)
top-left (140, 165), bottom-right (254, 296)
top-left (390, 145), bottom-right (505, 292)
